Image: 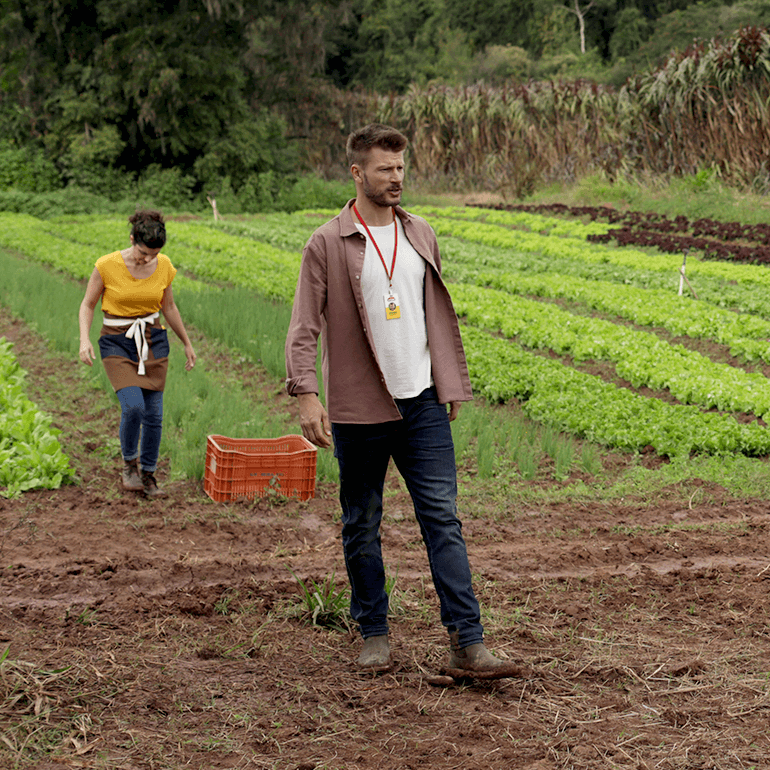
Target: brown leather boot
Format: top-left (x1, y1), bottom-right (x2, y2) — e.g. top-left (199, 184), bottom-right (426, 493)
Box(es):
top-left (141, 470), bottom-right (167, 498)
top-left (445, 631), bottom-right (522, 679)
top-left (121, 459), bottom-right (144, 491)
top-left (356, 635), bottom-right (391, 671)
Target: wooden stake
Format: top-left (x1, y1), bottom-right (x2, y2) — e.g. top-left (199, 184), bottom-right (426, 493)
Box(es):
top-left (206, 194), bottom-right (220, 221)
top-left (677, 249), bottom-right (697, 298)
top-left (679, 267), bottom-right (698, 299)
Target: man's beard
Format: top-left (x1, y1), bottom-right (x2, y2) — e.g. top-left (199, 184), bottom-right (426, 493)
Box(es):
top-left (362, 173), bottom-right (402, 207)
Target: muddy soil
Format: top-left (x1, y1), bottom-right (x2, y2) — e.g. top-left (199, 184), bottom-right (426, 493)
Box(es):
top-left (2, 312), bottom-right (770, 770)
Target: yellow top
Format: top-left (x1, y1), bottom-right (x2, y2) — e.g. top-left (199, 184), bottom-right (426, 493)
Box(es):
top-left (96, 251), bottom-right (177, 317)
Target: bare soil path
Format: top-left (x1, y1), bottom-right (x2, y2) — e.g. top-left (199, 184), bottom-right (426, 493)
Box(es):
top-left (2, 310), bottom-right (770, 770)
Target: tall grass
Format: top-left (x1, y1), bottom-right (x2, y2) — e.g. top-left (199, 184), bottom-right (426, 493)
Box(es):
top-left (452, 401), bottom-right (582, 483)
top-left (176, 284), bottom-right (292, 380)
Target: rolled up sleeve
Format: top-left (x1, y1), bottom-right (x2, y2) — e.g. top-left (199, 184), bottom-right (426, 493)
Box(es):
top-left (285, 240), bottom-right (327, 396)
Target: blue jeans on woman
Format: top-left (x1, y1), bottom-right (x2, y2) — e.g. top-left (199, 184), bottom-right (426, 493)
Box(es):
top-left (116, 387), bottom-right (163, 472)
top-left (332, 386), bottom-right (483, 649)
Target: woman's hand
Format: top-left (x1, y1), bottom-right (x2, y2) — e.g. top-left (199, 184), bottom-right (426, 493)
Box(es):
top-left (79, 341), bottom-right (96, 366)
top-left (184, 343), bottom-right (197, 371)
top-left (78, 268), bottom-right (103, 366)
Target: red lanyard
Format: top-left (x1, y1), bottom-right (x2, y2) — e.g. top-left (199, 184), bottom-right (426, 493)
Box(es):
top-left (353, 204), bottom-right (397, 288)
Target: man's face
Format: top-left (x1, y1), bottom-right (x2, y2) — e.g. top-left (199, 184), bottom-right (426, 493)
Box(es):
top-left (354, 147), bottom-right (405, 208)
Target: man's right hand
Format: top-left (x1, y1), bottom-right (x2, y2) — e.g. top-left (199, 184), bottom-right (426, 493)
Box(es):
top-left (297, 393), bottom-right (332, 448)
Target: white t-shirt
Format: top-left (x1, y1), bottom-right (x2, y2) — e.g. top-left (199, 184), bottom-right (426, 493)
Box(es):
top-left (356, 216), bottom-right (432, 399)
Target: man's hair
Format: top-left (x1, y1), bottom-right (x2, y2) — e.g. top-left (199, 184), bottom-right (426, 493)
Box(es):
top-left (129, 209), bottom-right (166, 248)
top-left (346, 124), bottom-right (408, 168)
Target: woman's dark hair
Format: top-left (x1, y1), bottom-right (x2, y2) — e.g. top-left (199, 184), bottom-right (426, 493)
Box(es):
top-left (129, 210), bottom-right (166, 248)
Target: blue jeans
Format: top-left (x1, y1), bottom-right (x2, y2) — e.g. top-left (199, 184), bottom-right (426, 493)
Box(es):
top-left (116, 387), bottom-right (164, 472)
top-left (332, 387), bottom-right (483, 647)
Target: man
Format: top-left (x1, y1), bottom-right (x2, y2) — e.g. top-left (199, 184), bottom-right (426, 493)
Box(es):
top-left (285, 123), bottom-right (512, 676)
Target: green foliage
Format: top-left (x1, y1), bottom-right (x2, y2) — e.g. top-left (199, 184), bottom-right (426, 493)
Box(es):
top-left (194, 111), bottom-right (300, 196)
top-left (454, 281), bottom-right (770, 418)
top-left (57, 124), bottom-right (124, 190)
top-left (0, 141), bottom-right (59, 193)
top-left (607, 0), bottom-right (770, 84)
top-left (0, 188), bottom-right (129, 218)
top-left (464, 325), bottom-right (770, 458)
top-left (344, 0), bottom-right (473, 91)
top-left (443, 0), bottom-right (536, 51)
top-left (609, 7), bottom-right (650, 60)
top-left (0, 338), bottom-right (74, 498)
top-left (423, 206), bottom-right (770, 363)
top-left (529, 1), bottom-right (579, 57)
top-left (468, 46), bottom-right (533, 85)
top-left (134, 166), bottom-right (198, 211)
top-left (178, 284), bottom-right (293, 380)
top-left (271, 175), bottom-right (353, 213)
top-left (4, 0), bottom-right (770, 201)
top-left (290, 569), bottom-right (351, 632)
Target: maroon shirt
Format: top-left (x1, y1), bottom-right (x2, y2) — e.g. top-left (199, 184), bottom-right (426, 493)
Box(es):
top-left (285, 200), bottom-right (473, 424)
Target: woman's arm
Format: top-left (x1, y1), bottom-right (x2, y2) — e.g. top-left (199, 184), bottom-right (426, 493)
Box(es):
top-left (160, 285), bottom-right (196, 370)
top-left (78, 268), bottom-right (104, 366)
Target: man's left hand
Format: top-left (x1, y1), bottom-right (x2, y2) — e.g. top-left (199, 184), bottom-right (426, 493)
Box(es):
top-left (448, 402), bottom-right (461, 422)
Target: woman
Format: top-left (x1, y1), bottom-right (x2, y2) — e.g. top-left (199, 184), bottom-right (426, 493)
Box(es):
top-left (78, 210), bottom-right (196, 497)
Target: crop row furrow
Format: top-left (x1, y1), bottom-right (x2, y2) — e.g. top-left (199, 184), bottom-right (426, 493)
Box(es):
top-left (462, 325), bottom-right (770, 457)
top-left (412, 205), bottom-right (612, 239)
top-left (439, 236), bottom-right (770, 319)
top-left (456, 267), bottom-right (770, 363)
top-left (429, 216), bottom-right (770, 289)
top-left (453, 283), bottom-right (770, 418)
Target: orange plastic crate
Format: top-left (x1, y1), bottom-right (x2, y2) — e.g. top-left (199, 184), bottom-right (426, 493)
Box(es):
top-left (204, 434), bottom-right (317, 502)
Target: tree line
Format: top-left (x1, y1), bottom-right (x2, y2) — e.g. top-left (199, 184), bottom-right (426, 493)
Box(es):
top-left (1, 0), bottom-right (769, 209)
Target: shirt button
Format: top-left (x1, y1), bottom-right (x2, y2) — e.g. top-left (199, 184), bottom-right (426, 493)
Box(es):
top-left (355, 275), bottom-right (360, 280)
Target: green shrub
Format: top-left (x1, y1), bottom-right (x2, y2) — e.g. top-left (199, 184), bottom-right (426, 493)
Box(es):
top-left (57, 125), bottom-right (127, 196)
top-left (273, 175), bottom-right (353, 212)
top-left (194, 111), bottom-right (300, 194)
top-left (134, 165), bottom-right (198, 211)
top-left (469, 45), bottom-right (532, 85)
top-left (0, 186), bottom-right (127, 218)
top-left (0, 141), bottom-right (60, 193)
top-left (204, 173), bottom-right (353, 215)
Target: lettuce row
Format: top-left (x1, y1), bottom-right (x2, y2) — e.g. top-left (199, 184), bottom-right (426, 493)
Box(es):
top-left (453, 283), bottom-right (770, 419)
top-left (462, 326), bottom-right (770, 458)
top-left (0, 338), bottom-right (74, 498)
top-left (457, 267), bottom-right (770, 363)
top-left (429, 215), bottom-right (770, 289)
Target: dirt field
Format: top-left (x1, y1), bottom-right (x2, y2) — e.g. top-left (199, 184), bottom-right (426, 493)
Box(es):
top-left (2, 310), bottom-right (770, 770)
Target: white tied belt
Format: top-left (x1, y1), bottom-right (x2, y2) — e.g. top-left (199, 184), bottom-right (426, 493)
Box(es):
top-left (102, 312), bottom-right (160, 376)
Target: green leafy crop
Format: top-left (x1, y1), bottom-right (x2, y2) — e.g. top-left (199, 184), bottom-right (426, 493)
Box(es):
top-left (0, 338), bottom-right (74, 498)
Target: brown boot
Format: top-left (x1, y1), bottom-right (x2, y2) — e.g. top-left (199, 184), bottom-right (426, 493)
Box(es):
top-left (141, 470), bottom-right (167, 499)
top-left (122, 459), bottom-right (144, 491)
top-left (445, 631), bottom-right (522, 680)
top-left (356, 635), bottom-right (391, 671)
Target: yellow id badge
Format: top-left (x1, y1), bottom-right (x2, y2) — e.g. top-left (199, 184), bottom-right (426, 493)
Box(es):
top-left (384, 292), bottom-right (401, 320)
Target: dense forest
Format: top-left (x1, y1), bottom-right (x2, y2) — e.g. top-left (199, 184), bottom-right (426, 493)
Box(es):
top-left (2, 0), bottom-right (770, 210)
